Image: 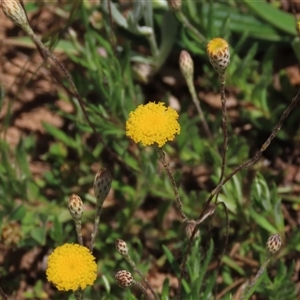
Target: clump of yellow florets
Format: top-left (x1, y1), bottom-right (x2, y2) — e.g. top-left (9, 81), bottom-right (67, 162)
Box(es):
top-left (46, 243), bottom-right (97, 291)
top-left (126, 102), bottom-right (180, 147)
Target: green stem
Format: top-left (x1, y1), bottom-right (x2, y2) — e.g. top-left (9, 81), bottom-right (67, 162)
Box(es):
top-left (90, 206), bottom-right (102, 252)
top-left (186, 77), bottom-right (213, 141)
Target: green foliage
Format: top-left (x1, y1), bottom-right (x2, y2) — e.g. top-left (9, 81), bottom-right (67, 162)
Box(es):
top-left (0, 0), bottom-right (299, 299)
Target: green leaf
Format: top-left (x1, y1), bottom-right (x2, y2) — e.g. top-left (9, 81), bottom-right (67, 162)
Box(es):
top-left (161, 278), bottom-right (170, 300)
top-left (157, 11), bottom-right (178, 69)
top-left (11, 205), bottom-right (26, 221)
top-left (42, 122), bottom-right (78, 149)
top-left (222, 255), bottom-right (246, 275)
top-left (30, 227), bottom-right (47, 245)
top-left (50, 215), bottom-right (64, 244)
top-left (241, 0), bottom-right (295, 35)
top-left (162, 245), bottom-right (181, 276)
top-left (249, 208), bottom-right (278, 233)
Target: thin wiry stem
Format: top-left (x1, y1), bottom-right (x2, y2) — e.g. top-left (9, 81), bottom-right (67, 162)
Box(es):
top-left (240, 257), bottom-right (271, 300)
top-left (27, 31), bottom-right (97, 139)
top-left (177, 204), bottom-right (216, 299)
top-left (0, 287), bottom-right (9, 300)
top-left (74, 220), bottom-right (83, 246)
top-left (132, 281), bottom-right (151, 300)
top-left (124, 254), bottom-right (157, 300)
top-left (20, 12), bottom-right (132, 172)
top-left (218, 73), bottom-right (228, 188)
top-left (213, 201), bottom-right (229, 298)
top-left (157, 148), bottom-right (187, 223)
top-left (186, 77), bottom-right (213, 141)
top-left (74, 290), bottom-right (83, 300)
top-left (179, 88), bottom-right (300, 298)
top-left (90, 206), bottom-right (102, 252)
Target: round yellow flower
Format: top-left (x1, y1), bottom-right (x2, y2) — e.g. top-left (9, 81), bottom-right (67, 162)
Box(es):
top-left (46, 243), bottom-right (97, 291)
top-left (126, 102), bottom-right (180, 147)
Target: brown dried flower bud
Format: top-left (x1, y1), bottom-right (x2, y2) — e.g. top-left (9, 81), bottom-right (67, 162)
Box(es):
top-left (179, 50), bottom-right (194, 80)
top-left (266, 233), bottom-right (282, 254)
top-left (1, 0), bottom-right (32, 33)
top-left (167, 0), bottom-right (182, 11)
top-left (115, 239), bottom-right (129, 256)
top-left (115, 270), bottom-right (134, 288)
top-left (93, 168), bottom-right (112, 207)
top-left (68, 194), bottom-right (83, 221)
top-left (1, 221), bottom-right (22, 246)
top-left (207, 38), bottom-right (230, 75)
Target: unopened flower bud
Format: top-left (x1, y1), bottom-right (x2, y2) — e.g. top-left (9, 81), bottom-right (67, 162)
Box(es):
top-left (68, 194), bottom-right (83, 221)
top-left (115, 239), bottom-right (129, 256)
top-left (1, 0), bottom-right (32, 33)
top-left (115, 270), bottom-right (134, 288)
top-left (179, 50), bottom-right (194, 80)
top-left (266, 233), bottom-right (282, 254)
top-left (167, 0), bottom-right (181, 11)
top-left (207, 38), bottom-right (230, 75)
top-left (93, 168), bottom-right (112, 207)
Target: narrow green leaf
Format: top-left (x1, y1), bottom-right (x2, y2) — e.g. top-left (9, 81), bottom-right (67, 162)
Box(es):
top-left (42, 122), bottom-right (78, 149)
top-left (241, 0), bottom-right (295, 35)
top-left (249, 208), bottom-right (278, 233)
top-left (162, 245), bottom-right (181, 276)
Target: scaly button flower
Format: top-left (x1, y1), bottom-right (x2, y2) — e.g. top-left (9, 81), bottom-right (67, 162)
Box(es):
top-left (207, 38), bottom-right (230, 75)
top-left (46, 243), bottom-right (97, 291)
top-left (126, 102), bottom-right (180, 147)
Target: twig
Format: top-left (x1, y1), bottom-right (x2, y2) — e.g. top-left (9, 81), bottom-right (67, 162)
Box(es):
top-left (157, 148), bottom-right (187, 222)
top-left (218, 73), bottom-right (228, 187)
top-left (0, 287), bottom-right (9, 300)
top-left (124, 254), bottom-right (157, 300)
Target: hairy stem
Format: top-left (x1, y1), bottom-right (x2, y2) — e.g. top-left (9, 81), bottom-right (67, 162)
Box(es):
top-left (74, 220), bottom-right (83, 246)
top-left (218, 73), bottom-right (228, 188)
top-left (124, 254), bottom-right (157, 300)
top-left (186, 77), bottom-right (213, 141)
top-left (90, 206), bottom-right (102, 252)
top-left (240, 257), bottom-right (271, 300)
top-left (157, 148), bottom-right (187, 222)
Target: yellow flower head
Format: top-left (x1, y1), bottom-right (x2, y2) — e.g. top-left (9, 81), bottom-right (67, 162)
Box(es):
top-left (46, 243), bottom-right (97, 291)
top-left (207, 38), bottom-right (230, 74)
top-left (126, 102), bottom-right (180, 147)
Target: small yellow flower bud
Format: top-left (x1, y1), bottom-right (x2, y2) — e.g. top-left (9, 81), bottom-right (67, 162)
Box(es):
top-left (207, 38), bottom-right (230, 75)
